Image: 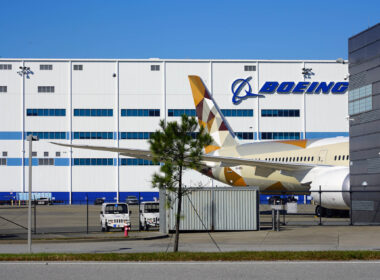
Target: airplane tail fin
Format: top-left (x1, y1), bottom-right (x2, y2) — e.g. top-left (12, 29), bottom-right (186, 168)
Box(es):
top-left (188, 75), bottom-right (238, 154)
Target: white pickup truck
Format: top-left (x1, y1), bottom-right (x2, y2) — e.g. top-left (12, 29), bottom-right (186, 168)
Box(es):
top-left (100, 203), bottom-right (131, 232)
top-left (140, 201), bottom-right (159, 230)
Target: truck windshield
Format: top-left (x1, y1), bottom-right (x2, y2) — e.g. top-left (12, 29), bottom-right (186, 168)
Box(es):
top-left (144, 203), bottom-right (159, 213)
top-left (105, 204), bottom-right (128, 214)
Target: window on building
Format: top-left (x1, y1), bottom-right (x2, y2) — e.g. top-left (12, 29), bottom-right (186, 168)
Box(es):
top-left (38, 86), bottom-right (55, 93)
top-left (235, 132), bottom-right (254, 140)
top-left (56, 152), bottom-right (61, 157)
top-left (0, 158), bottom-right (6, 165)
top-left (120, 158), bottom-right (159, 166)
top-left (73, 132), bottom-right (113, 140)
top-left (0, 86), bottom-right (7, 93)
top-left (73, 109), bottom-right (113, 117)
top-left (32, 152), bottom-right (37, 157)
top-left (121, 109), bottom-right (160, 117)
top-left (261, 132), bottom-right (301, 140)
top-left (38, 158), bottom-right (54, 165)
top-left (150, 65), bottom-right (160, 71)
top-left (348, 84), bottom-right (372, 115)
top-left (244, 65), bottom-right (256, 71)
top-left (261, 109), bottom-right (300, 117)
top-left (27, 108), bottom-right (66, 116)
top-left (40, 64), bottom-right (53, 70)
top-left (2, 152), bottom-right (7, 157)
top-left (0, 64), bottom-right (12, 70)
top-left (44, 152), bottom-right (49, 157)
top-left (73, 158), bottom-right (114, 166)
top-left (120, 132), bottom-right (152, 140)
top-left (221, 109), bottom-right (254, 117)
top-left (73, 64), bottom-right (83, 71)
top-left (168, 109), bottom-right (196, 117)
top-left (26, 132), bottom-right (66, 140)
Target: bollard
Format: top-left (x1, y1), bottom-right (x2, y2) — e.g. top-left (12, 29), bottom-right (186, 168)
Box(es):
top-left (276, 209), bottom-right (280, 231)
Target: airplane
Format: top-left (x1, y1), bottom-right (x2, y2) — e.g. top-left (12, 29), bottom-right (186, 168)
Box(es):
top-left (53, 75), bottom-right (350, 217)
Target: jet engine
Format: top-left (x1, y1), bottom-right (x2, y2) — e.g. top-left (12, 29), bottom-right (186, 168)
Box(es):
top-left (309, 166), bottom-right (350, 212)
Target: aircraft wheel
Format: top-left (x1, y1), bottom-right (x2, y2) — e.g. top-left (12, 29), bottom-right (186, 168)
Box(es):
top-left (315, 205), bottom-right (326, 217)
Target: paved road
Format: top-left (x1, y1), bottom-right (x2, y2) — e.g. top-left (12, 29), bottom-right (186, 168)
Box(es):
top-left (1, 261), bottom-right (380, 280)
top-left (0, 203), bottom-right (351, 236)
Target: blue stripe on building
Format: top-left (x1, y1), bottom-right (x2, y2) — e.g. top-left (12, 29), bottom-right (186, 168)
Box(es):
top-left (0, 192), bottom-right (311, 205)
top-left (54, 158), bottom-right (70, 166)
top-left (6, 158), bottom-right (23, 166)
top-left (0, 132), bottom-right (23, 140)
top-left (24, 158), bottom-right (39, 166)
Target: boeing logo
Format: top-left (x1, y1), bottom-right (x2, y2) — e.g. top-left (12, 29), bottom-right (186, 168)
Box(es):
top-left (231, 78), bottom-right (349, 105)
top-left (231, 77), bottom-right (264, 105)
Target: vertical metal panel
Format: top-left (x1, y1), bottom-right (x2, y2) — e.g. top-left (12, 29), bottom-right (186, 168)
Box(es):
top-left (167, 187), bottom-right (258, 231)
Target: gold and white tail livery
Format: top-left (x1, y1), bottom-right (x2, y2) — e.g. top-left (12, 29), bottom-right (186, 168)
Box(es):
top-left (52, 75), bottom-right (351, 215)
top-left (188, 75), bottom-right (238, 153)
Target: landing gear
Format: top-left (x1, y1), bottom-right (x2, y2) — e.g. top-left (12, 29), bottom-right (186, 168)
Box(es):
top-left (315, 206), bottom-right (349, 218)
top-left (315, 205), bottom-right (326, 217)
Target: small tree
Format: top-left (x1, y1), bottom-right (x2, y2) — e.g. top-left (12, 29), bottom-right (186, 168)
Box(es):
top-left (149, 115), bottom-right (212, 252)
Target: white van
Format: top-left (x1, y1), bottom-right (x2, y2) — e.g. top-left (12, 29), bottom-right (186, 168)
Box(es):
top-left (140, 201), bottom-right (159, 230)
top-left (100, 203), bottom-right (131, 232)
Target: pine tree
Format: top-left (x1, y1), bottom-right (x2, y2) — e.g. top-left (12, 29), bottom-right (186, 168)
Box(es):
top-left (149, 115), bottom-right (212, 252)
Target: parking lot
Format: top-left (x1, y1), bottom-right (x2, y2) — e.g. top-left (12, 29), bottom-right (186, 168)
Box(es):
top-left (0, 202), bottom-right (351, 237)
top-left (0, 203), bottom-right (149, 235)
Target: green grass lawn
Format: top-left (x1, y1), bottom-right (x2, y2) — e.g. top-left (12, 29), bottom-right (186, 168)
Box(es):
top-left (1, 251), bottom-right (380, 261)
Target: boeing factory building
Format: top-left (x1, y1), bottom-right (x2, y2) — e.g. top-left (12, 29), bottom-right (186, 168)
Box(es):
top-left (0, 59), bottom-right (349, 203)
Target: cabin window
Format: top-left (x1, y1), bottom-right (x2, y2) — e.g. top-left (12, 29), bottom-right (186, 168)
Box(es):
top-left (338, 155), bottom-right (341, 160)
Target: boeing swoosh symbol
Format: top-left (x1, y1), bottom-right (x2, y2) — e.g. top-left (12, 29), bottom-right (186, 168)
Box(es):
top-left (231, 77), bottom-right (264, 105)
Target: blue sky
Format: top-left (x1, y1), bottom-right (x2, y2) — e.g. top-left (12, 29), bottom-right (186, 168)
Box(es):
top-left (1, 0), bottom-right (379, 59)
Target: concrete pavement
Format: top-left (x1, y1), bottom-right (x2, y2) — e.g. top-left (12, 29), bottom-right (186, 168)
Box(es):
top-left (1, 226), bottom-right (380, 253)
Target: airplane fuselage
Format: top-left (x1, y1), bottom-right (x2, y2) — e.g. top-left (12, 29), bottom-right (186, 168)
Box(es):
top-left (203, 137), bottom-right (349, 195)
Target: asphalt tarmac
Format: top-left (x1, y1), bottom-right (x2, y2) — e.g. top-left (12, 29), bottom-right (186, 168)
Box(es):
top-left (1, 261), bottom-right (380, 280)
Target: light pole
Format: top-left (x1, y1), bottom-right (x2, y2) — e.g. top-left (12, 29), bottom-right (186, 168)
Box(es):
top-left (27, 134), bottom-right (38, 253)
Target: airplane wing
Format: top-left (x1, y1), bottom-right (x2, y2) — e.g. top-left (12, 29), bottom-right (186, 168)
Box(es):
top-left (51, 142), bottom-right (317, 175)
